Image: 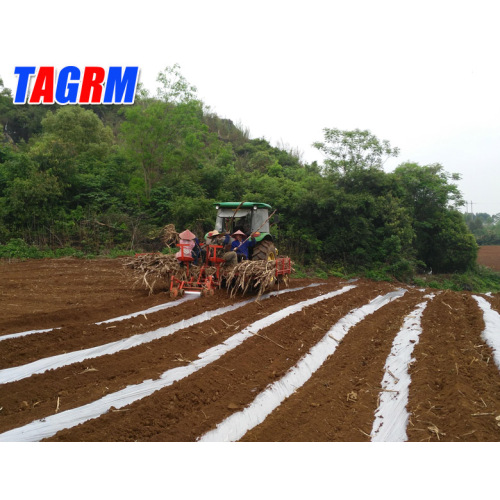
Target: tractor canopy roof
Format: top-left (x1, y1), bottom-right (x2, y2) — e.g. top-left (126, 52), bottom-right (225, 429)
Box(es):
top-left (214, 202), bottom-right (272, 210)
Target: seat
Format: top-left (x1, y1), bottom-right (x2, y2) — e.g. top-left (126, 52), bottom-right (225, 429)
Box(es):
top-left (207, 244), bottom-right (225, 264)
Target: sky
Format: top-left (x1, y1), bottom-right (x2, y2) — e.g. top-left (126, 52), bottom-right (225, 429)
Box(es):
top-left (2, 0), bottom-right (499, 215)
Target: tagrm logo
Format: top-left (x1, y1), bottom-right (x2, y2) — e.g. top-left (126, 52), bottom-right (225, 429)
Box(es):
top-left (13, 66), bottom-right (140, 105)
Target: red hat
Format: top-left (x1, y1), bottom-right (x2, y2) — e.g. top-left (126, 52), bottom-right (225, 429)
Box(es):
top-left (179, 229), bottom-right (196, 240)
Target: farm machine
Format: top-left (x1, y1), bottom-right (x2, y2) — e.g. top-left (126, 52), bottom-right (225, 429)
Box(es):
top-left (169, 202), bottom-right (292, 297)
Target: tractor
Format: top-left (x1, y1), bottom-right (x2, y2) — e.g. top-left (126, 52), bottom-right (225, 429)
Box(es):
top-left (168, 202), bottom-right (292, 297)
top-left (212, 202), bottom-right (278, 260)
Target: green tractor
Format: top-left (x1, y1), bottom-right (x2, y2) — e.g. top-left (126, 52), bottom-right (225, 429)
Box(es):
top-left (213, 202), bottom-right (278, 261)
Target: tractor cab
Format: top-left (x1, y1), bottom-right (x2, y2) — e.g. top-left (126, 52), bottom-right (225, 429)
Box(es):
top-left (213, 202), bottom-right (277, 261)
top-left (214, 202), bottom-right (271, 235)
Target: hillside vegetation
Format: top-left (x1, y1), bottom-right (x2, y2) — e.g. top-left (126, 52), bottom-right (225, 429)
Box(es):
top-left (0, 66), bottom-right (485, 283)
top-left (465, 213), bottom-right (500, 245)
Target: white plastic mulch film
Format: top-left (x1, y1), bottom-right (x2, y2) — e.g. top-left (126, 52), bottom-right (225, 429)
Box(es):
top-left (95, 294), bottom-right (198, 324)
top-left (370, 295), bottom-right (435, 442)
top-left (473, 295), bottom-right (500, 370)
top-left (0, 327), bottom-right (60, 342)
top-left (0, 283), bottom-right (340, 442)
top-left (199, 289), bottom-right (406, 442)
top-left (0, 294), bottom-right (198, 342)
top-left (0, 285), bottom-right (322, 385)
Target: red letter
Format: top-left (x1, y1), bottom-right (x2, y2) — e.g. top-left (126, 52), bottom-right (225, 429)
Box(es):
top-left (80, 67), bottom-right (106, 104)
top-left (28, 67), bottom-right (55, 104)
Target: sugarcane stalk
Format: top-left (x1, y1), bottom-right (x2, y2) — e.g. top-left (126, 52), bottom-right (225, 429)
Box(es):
top-left (225, 201), bottom-right (246, 233)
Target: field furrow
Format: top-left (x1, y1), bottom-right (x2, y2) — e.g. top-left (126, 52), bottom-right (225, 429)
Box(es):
top-left (240, 288), bottom-right (426, 441)
top-left (44, 283), bottom-right (395, 441)
top-left (1, 258), bottom-right (499, 441)
top-left (406, 291), bottom-right (500, 441)
top-left (0, 284), bottom-right (337, 433)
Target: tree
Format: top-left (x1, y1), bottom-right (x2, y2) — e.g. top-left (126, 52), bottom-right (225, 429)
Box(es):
top-left (1, 76), bottom-right (61, 144)
top-left (121, 66), bottom-right (231, 201)
top-left (28, 107), bottom-right (114, 207)
top-left (394, 162), bottom-right (476, 272)
top-left (0, 78), bottom-right (14, 142)
top-left (156, 64), bottom-right (198, 104)
top-left (313, 128), bottom-right (400, 175)
top-left (466, 212), bottom-right (500, 245)
top-left (0, 152), bottom-right (61, 241)
top-left (120, 98), bottom-right (212, 199)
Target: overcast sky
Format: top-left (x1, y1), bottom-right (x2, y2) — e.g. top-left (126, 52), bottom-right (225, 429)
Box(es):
top-left (2, 0), bottom-right (499, 215)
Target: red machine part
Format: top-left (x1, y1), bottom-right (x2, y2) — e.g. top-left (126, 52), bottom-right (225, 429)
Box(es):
top-left (275, 257), bottom-right (292, 277)
top-left (169, 243), bottom-right (220, 297)
top-left (169, 244), bottom-right (293, 298)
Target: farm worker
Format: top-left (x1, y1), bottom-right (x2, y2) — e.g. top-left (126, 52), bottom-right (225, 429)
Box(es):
top-left (191, 236), bottom-right (202, 265)
top-left (201, 230), bottom-right (221, 263)
top-left (206, 230), bottom-right (237, 266)
top-left (231, 230), bottom-right (256, 261)
top-left (205, 230), bottom-right (220, 246)
top-left (176, 229), bottom-right (197, 262)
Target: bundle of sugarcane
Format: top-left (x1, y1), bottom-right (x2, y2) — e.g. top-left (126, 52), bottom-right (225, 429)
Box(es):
top-left (161, 224), bottom-right (179, 248)
top-left (125, 254), bottom-right (184, 294)
top-left (125, 253), bottom-right (217, 294)
top-left (222, 259), bottom-right (279, 299)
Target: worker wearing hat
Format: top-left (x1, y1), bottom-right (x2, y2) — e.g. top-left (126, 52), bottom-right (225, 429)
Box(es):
top-left (205, 229), bottom-right (221, 246)
top-left (230, 230), bottom-right (256, 261)
top-left (176, 229), bottom-right (202, 264)
top-left (204, 229), bottom-right (237, 265)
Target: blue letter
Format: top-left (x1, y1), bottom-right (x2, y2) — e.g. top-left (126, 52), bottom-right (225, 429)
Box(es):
top-left (14, 66), bottom-right (36, 104)
top-left (103, 66), bottom-right (139, 104)
top-left (55, 66), bottom-right (81, 104)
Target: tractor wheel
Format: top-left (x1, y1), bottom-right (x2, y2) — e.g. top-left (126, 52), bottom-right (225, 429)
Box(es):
top-left (252, 239), bottom-right (276, 261)
top-left (170, 288), bottom-right (179, 299)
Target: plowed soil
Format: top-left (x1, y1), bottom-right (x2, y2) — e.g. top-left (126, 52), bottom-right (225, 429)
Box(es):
top-left (478, 245), bottom-right (500, 272)
top-left (1, 257), bottom-right (499, 442)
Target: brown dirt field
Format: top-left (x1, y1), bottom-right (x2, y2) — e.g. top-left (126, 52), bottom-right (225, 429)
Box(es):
top-left (406, 291), bottom-right (500, 441)
top-left (0, 257), bottom-right (499, 442)
top-left (478, 245), bottom-right (500, 272)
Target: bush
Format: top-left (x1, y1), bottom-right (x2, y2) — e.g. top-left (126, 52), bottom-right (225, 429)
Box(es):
top-left (290, 263), bottom-right (307, 278)
top-left (314, 269), bottom-right (328, 279)
top-left (0, 239), bottom-right (45, 259)
top-left (389, 258), bottom-right (416, 282)
top-left (364, 268), bottom-right (392, 282)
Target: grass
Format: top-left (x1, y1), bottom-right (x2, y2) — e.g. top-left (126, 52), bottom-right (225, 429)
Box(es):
top-left (0, 239), bottom-right (138, 260)
top-left (412, 266), bottom-right (500, 293)
top-left (291, 258), bottom-right (500, 294)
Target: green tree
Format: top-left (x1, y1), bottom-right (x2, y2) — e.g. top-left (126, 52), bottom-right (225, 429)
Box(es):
top-left (466, 212), bottom-right (500, 245)
top-left (120, 99), bottom-right (211, 199)
top-left (156, 64), bottom-right (198, 104)
top-left (394, 162), bottom-right (476, 272)
top-left (28, 107), bottom-right (114, 207)
top-left (313, 128), bottom-right (400, 175)
top-left (1, 76), bottom-right (60, 144)
top-left (121, 65), bottom-right (231, 201)
top-left (0, 152), bottom-right (61, 241)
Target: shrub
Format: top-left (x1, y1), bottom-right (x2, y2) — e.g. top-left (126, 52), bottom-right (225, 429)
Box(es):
top-left (0, 239), bottom-right (45, 259)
